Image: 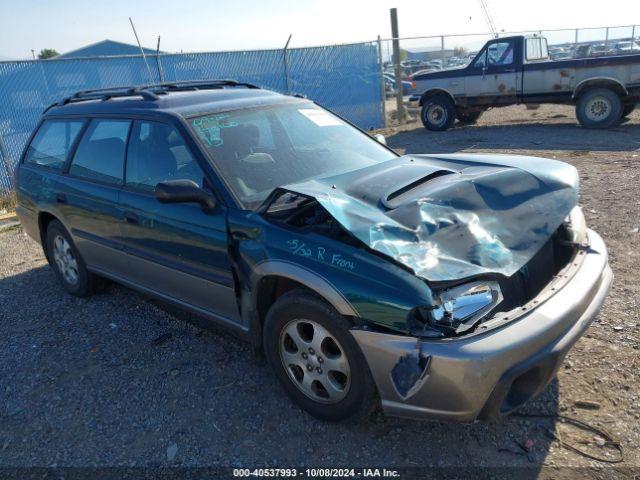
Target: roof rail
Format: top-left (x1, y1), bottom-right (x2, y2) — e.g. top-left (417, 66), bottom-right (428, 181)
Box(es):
top-left (44, 79), bottom-right (260, 113)
top-left (160, 80), bottom-right (259, 91)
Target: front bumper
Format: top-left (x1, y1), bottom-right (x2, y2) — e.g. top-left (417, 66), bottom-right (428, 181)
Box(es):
top-left (351, 229), bottom-right (612, 422)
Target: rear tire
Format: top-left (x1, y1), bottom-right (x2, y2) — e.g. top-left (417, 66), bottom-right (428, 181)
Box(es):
top-left (622, 103), bottom-right (636, 118)
top-left (421, 94), bottom-right (456, 131)
top-left (263, 290), bottom-right (376, 422)
top-left (576, 88), bottom-right (623, 129)
top-left (45, 220), bottom-right (99, 297)
top-left (456, 109), bottom-right (483, 125)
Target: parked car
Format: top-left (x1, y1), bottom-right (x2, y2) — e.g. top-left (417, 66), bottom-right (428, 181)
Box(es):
top-left (383, 73), bottom-right (415, 95)
top-left (588, 43), bottom-right (616, 57)
top-left (409, 68), bottom-right (440, 79)
top-left (411, 35), bottom-right (640, 130)
top-left (15, 80), bottom-right (612, 422)
top-left (615, 40), bottom-right (640, 54)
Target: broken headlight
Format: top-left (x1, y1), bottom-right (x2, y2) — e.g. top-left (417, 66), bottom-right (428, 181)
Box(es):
top-left (563, 206), bottom-right (588, 247)
top-left (426, 281), bottom-right (503, 336)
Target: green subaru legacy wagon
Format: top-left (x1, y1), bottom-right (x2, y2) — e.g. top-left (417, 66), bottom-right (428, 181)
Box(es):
top-left (14, 81), bottom-right (612, 422)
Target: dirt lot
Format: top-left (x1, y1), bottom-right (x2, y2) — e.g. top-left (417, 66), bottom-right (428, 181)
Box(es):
top-left (0, 104), bottom-right (639, 478)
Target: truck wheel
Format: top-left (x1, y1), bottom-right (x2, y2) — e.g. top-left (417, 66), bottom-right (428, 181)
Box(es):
top-left (456, 110), bottom-right (483, 125)
top-left (622, 103), bottom-right (636, 118)
top-left (263, 290), bottom-right (376, 421)
top-left (421, 95), bottom-right (456, 131)
top-left (576, 88), bottom-right (623, 129)
top-left (45, 220), bottom-right (100, 297)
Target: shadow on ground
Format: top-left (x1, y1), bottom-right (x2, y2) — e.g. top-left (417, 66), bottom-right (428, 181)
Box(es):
top-left (386, 120), bottom-right (640, 154)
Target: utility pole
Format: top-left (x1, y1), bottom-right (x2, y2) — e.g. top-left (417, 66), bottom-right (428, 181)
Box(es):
top-left (390, 8), bottom-right (404, 124)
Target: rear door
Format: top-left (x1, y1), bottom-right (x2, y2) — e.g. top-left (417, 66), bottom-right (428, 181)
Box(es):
top-left (118, 119), bottom-right (241, 325)
top-left (18, 118), bottom-right (86, 237)
top-left (57, 118), bottom-right (131, 274)
top-left (464, 38), bottom-right (519, 104)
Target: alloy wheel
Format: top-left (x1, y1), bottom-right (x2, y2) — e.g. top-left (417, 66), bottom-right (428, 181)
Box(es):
top-left (52, 235), bottom-right (79, 285)
top-left (279, 319), bottom-right (351, 404)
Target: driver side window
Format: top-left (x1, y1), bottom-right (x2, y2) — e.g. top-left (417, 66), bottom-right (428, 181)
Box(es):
top-left (126, 120), bottom-right (206, 192)
top-left (486, 41), bottom-right (514, 66)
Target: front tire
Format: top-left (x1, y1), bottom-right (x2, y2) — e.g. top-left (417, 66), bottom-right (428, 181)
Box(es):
top-left (576, 88), bottom-right (623, 129)
top-left (45, 220), bottom-right (99, 297)
top-left (263, 290), bottom-right (376, 421)
top-left (421, 94), bottom-right (456, 131)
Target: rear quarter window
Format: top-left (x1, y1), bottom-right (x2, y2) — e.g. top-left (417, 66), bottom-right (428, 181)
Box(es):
top-left (526, 38), bottom-right (549, 61)
top-left (24, 119), bottom-right (84, 169)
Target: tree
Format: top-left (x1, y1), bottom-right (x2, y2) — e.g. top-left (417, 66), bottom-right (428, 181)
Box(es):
top-left (391, 48), bottom-right (409, 63)
top-left (453, 46), bottom-right (468, 57)
top-left (38, 49), bottom-right (59, 60)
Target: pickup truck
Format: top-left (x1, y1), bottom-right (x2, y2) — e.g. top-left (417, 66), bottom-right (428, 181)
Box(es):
top-left (409, 35), bottom-right (640, 130)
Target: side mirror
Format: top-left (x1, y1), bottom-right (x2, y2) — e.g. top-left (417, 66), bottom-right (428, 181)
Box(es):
top-left (374, 134), bottom-right (387, 145)
top-left (155, 179), bottom-right (215, 209)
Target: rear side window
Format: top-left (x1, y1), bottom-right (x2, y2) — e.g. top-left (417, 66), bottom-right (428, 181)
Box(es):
top-left (526, 38), bottom-right (549, 61)
top-left (69, 119), bottom-right (131, 185)
top-left (24, 120), bottom-right (84, 169)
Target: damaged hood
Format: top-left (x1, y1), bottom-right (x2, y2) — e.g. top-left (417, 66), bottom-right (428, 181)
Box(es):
top-left (278, 154), bottom-right (579, 283)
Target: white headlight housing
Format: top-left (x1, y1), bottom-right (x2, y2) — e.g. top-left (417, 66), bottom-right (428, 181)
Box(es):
top-left (430, 281), bottom-right (503, 334)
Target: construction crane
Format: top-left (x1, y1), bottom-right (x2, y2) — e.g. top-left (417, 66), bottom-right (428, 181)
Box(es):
top-left (478, 0), bottom-right (498, 38)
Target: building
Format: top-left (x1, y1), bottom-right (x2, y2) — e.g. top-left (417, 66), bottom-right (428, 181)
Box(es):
top-left (57, 39), bottom-right (161, 58)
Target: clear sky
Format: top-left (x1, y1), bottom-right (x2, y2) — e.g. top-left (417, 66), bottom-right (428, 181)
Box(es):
top-left (1, 0), bottom-right (638, 59)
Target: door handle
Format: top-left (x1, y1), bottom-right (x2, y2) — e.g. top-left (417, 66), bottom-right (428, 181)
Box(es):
top-left (124, 212), bottom-right (139, 224)
top-left (56, 193), bottom-right (67, 204)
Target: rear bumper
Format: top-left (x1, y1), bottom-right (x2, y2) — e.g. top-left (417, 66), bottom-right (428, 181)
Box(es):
top-left (15, 204), bottom-right (40, 243)
top-left (351, 229), bottom-right (612, 422)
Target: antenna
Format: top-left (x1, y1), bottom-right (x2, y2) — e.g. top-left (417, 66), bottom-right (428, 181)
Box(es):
top-left (478, 0), bottom-right (498, 38)
top-left (129, 17), bottom-right (155, 84)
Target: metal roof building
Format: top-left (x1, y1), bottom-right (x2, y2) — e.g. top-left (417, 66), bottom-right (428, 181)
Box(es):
top-left (57, 39), bottom-right (160, 58)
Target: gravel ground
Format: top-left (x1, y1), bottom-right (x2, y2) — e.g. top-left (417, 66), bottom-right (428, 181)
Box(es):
top-left (0, 104), bottom-right (639, 477)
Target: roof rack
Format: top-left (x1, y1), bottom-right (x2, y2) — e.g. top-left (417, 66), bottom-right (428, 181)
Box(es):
top-left (44, 79), bottom-right (260, 112)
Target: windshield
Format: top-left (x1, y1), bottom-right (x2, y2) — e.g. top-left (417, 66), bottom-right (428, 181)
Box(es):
top-left (189, 102), bottom-right (396, 209)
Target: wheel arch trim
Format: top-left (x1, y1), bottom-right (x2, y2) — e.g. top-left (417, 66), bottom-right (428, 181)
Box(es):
top-left (418, 88), bottom-right (457, 106)
top-left (572, 77), bottom-right (628, 99)
top-left (250, 260), bottom-right (359, 318)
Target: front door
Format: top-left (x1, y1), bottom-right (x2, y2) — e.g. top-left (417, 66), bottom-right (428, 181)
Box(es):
top-left (118, 119), bottom-right (241, 325)
top-left (465, 38), bottom-right (519, 105)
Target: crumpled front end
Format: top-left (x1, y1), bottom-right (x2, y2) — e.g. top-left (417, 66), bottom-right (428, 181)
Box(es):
top-left (277, 153), bottom-right (579, 283)
top-left (351, 229), bottom-right (612, 421)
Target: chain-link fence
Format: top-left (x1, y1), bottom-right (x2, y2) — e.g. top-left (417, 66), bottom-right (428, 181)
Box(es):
top-left (0, 41), bottom-right (383, 193)
top-left (379, 24), bottom-right (640, 125)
